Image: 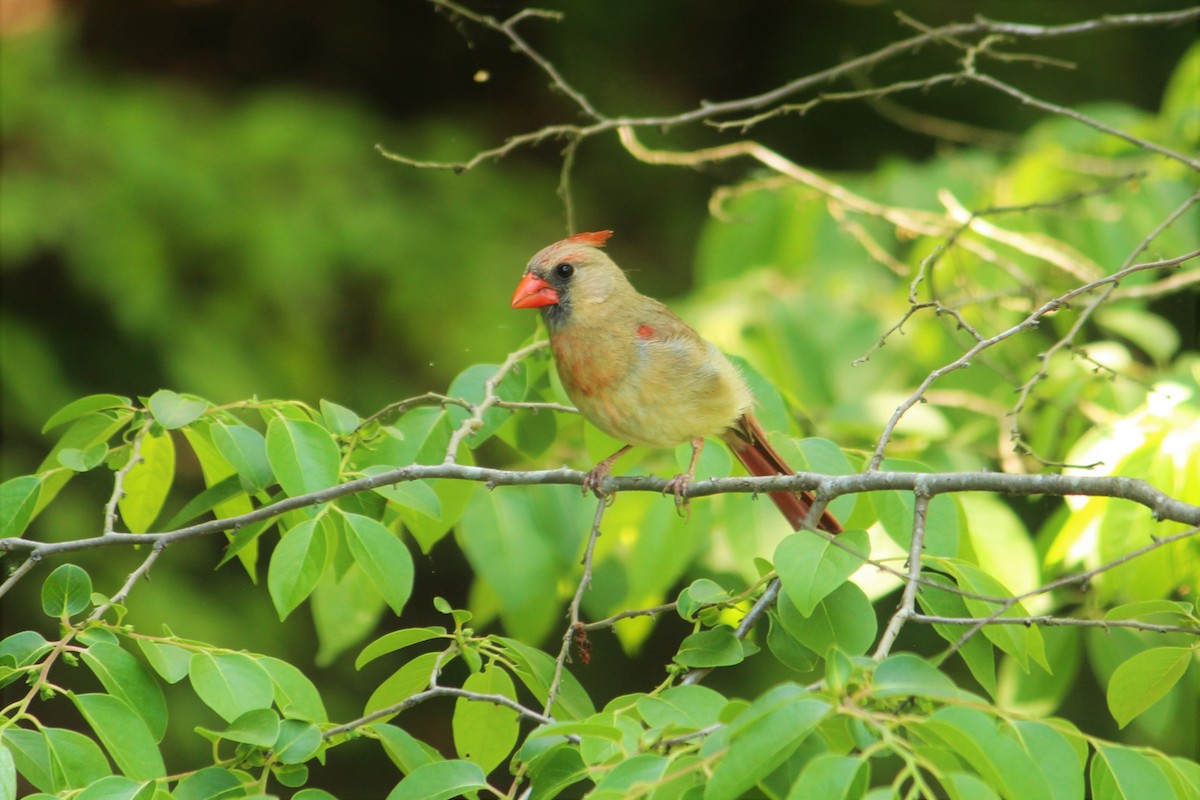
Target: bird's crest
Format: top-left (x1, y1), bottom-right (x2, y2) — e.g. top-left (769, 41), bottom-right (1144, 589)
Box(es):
top-left (563, 230), bottom-right (613, 248)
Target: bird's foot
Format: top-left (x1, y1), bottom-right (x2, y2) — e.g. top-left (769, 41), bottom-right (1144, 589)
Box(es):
top-left (663, 471), bottom-right (695, 519)
top-left (582, 463), bottom-right (613, 498)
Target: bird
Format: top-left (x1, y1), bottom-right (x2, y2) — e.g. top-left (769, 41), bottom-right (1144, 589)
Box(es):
top-left (510, 230), bottom-right (842, 535)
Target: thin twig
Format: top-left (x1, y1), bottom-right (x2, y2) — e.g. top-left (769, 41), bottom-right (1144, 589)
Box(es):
top-left (873, 488), bottom-right (931, 660)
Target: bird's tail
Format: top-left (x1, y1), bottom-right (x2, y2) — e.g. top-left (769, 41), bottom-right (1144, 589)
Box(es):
top-left (726, 413), bottom-right (843, 534)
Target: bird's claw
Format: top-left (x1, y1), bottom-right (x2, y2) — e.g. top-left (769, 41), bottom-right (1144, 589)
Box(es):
top-left (582, 464), bottom-right (612, 498)
top-left (663, 472), bottom-right (694, 519)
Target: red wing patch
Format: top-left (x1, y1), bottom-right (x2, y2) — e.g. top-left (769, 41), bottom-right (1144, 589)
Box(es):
top-left (636, 324), bottom-right (655, 340)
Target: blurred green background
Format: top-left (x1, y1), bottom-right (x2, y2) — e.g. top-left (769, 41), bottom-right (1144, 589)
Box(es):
top-left (3, 0), bottom-right (1198, 791)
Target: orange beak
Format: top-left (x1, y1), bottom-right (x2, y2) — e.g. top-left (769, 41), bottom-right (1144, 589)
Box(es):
top-left (511, 272), bottom-right (559, 309)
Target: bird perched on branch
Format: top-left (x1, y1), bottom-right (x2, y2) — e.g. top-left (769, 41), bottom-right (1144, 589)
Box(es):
top-left (510, 230), bottom-right (842, 534)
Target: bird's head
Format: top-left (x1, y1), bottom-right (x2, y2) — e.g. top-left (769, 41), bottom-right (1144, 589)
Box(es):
top-left (511, 230), bottom-right (624, 327)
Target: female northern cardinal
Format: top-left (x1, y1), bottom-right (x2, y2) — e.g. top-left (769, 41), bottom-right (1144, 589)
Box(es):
top-left (511, 230), bottom-right (842, 534)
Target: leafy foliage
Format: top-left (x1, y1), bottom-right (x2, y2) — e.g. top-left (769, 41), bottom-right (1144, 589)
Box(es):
top-left (2, 12), bottom-right (1199, 800)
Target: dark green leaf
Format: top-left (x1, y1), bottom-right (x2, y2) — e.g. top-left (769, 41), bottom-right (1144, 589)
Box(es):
top-left (41, 564), bottom-right (92, 617)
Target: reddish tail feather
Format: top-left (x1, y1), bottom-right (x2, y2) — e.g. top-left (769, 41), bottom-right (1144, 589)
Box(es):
top-left (726, 414), bottom-right (843, 534)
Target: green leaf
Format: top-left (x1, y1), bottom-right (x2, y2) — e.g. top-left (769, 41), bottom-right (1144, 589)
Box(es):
top-left (0, 475), bottom-right (41, 538)
top-left (211, 423), bottom-right (273, 492)
top-left (372, 723), bottom-right (442, 776)
top-left (266, 416), bottom-right (341, 497)
top-left (117, 428), bottom-right (175, 532)
top-left (492, 637), bottom-right (595, 721)
top-left (1090, 744), bottom-right (1175, 800)
top-left (920, 707), bottom-right (1051, 800)
top-left (74, 775), bottom-right (149, 800)
top-left (676, 578), bottom-right (733, 621)
top-left (777, 582), bottom-right (877, 657)
top-left (767, 613), bottom-right (820, 672)
top-left (135, 639), bottom-right (190, 684)
top-left (917, 573), bottom-right (997, 697)
top-left (273, 719), bottom-right (323, 765)
top-left (72, 693), bottom-right (166, 780)
top-left (188, 652), bottom-right (274, 723)
top-left (162, 474), bottom-right (244, 529)
top-left (453, 664), bottom-right (520, 773)
top-left (356, 627), bottom-right (447, 670)
top-left (172, 767), bottom-right (247, 800)
top-left (342, 512), bottom-right (414, 617)
top-left (775, 529), bottom-right (870, 616)
top-left (1008, 720), bottom-right (1086, 800)
top-left (2, 726), bottom-right (111, 794)
top-left (385, 760), bottom-right (490, 800)
top-left (209, 708), bottom-right (280, 747)
top-left (41, 564), bottom-right (92, 617)
top-left (312, 563), bottom-right (387, 666)
top-left (57, 443), bottom-right (108, 472)
top-left (81, 642), bottom-right (168, 741)
top-left (674, 627), bottom-right (744, 668)
top-left (268, 517), bottom-right (329, 620)
top-left (42, 394), bottom-right (131, 434)
top-left (636, 685), bottom-right (728, 731)
top-left (591, 754), bottom-right (669, 799)
top-left (873, 653), bottom-right (963, 702)
top-left (933, 558), bottom-right (1048, 672)
top-left (259, 656), bottom-right (328, 723)
top-left (365, 652), bottom-right (443, 718)
top-left (445, 363), bottom-right (524, 446)
top-left (785, 753), bottom-right (870, 800)
top-left (1106, 646), bottom-right (1193, 729)
top-left (368, 472), bottom-right (443, 521)
top-left (320, 399), bottom-right (361, 435)
top-left (0, 734), bottom-right (13, 800)
top-left (147, 389), bottom-right (208, 430)
top-left (704, 685), bottom-right (829, 800)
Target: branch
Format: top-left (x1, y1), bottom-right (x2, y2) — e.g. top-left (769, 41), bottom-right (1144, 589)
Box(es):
top-left (873, 489), bottom-right (931, 660)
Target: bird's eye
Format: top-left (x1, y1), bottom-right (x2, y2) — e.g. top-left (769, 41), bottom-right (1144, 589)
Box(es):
top-left (553, 262), bottom-right (574, 279)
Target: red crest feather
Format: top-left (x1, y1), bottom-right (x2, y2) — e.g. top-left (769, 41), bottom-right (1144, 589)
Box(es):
top-left (563, 230), bottom-right (613, 248)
